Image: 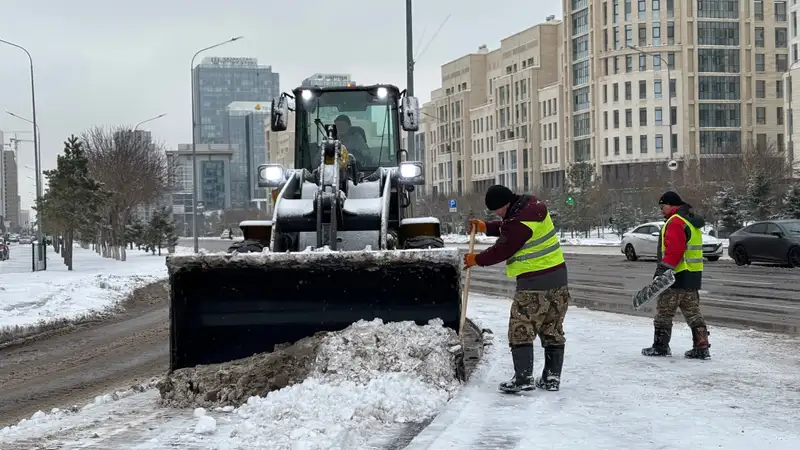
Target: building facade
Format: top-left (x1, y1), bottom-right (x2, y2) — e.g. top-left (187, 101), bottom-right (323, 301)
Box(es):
top-left (167, 144), bottom-right (235, 235)
top-left (2, 149), bottom-right (20, 228)
top-left (564, 0), bottom-right (788, 186)
top-left (301, 73), bottom-right (355, 88)
top-left (422, 18), bottom-right (564, 196)
top-left (422, 3), bottom-right (793, 195)
top-left (193, 56), bottom-right (279, 144)
top-left (223, 101), bottom-right (271, 208)
top-left (784, 0), bottom-right (800, 174)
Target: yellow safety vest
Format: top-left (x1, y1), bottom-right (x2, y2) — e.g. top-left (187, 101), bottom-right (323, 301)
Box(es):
top-left (505, 212), bottom-right (565, 278)
top-left (660, 215), bottom-right (704, 273)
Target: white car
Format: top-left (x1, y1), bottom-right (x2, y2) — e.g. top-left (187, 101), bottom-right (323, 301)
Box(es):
top-left (621, 221), bottom-right (723, 262)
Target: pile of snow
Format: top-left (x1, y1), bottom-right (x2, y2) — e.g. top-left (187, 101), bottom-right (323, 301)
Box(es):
top-left (442, 232), bottom-right (623, 246)
top-left (198, 318), bottom-right (461, 448)
top-left (0, 245), bottom-right (189, 339)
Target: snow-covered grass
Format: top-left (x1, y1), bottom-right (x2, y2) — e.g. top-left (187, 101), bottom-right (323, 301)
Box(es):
top-left (0, 318), bottom-right (462, 449)
top-left (0, 245), bottom-right (191, 344)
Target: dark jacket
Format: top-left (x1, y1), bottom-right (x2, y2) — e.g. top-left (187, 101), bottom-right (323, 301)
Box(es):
top-left (655, 203), bottom-right (705, 289)
top-left (475, 194), bottom-right (568, 291)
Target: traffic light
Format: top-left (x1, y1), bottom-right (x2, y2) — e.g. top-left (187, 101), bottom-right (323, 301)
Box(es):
top-left (566, 196), bottom-right (575, 206)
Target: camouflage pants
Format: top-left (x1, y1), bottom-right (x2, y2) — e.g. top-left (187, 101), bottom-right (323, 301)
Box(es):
top-left (508, 286), bottom-right (570, 347)
top-left (654, 288), bottom-right (707, 329)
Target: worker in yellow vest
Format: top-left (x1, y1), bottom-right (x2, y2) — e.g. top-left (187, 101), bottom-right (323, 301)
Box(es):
top-left (464, 185), bottom-right (571, 393)
top-left (642, 191), bottom-right (711, 360)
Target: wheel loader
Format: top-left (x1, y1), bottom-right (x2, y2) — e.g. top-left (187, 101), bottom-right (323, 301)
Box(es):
top-left (166, 84), bottom-right (463, 371)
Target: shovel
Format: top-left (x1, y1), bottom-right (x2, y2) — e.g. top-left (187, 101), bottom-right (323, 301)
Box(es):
top-left (459, 226), bottom-right (477, 336)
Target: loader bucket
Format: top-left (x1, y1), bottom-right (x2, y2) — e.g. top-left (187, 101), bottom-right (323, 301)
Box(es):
top-left (166, 248), bottom-right (462, 371)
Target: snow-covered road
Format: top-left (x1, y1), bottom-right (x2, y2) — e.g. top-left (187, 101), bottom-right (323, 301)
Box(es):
top-left (2, 294), bottom-right (798, 449)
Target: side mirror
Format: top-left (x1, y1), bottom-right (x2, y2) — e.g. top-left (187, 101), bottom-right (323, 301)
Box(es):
top-left (650, 231), bottom-right (660, 237)
top-left (400, 96), bottom-right (420, 131)
top-left (270, 95), bottom-right (288, 132)
top-left (257, 163), bottom-right (286, 188)
top-left (398, 161), bottom-right (424, 185)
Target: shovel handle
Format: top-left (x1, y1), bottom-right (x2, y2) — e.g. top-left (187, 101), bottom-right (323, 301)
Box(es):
top-left (459, 227), bottom-right (477, 335)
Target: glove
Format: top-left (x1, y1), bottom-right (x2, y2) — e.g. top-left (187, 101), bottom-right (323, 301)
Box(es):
top-left (653, 263), bottom-right (668, 280)
top-left (467, 219), bottom-right (486, 234)
top-left (463, 253), bottom-right (478, 270)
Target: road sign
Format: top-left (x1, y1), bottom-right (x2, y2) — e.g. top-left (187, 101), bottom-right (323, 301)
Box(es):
top-left (566, 196), bottom-right (575, 206)
top-left (448, 199), bottom-right (457, 213)
top-left (667, 159), bottom-right (678, 171)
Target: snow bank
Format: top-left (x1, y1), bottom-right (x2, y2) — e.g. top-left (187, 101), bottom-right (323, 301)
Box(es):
top-left (441, 233), bottom-right (623, 246)
top-left (441, 234), bottom-right (498, 244)
top-left (0, 246), bottom-right (182, 334)
top-left (222, 318), bottom-right (461, 449)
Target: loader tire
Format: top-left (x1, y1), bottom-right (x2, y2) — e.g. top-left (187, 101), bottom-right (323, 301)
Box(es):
top-left (403, 235), bottom-right (445, 250)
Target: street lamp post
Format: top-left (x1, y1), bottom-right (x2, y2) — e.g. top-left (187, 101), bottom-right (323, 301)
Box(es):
top-left (627, 45), bottom-right (675, 188)
top-left (0, 39), bottom-right (42, 237)
top-left (134, 113), bottom-right (167, 131)
top-left (190, 37), bottom-right (243, 253)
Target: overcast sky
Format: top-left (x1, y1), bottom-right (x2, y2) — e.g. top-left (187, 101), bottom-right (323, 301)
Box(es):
top-left (0, 0), bottom-right (561, 212)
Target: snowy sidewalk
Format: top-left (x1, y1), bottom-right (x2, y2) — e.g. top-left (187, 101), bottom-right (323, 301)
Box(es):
top-left (0, 245), bottom-right (185, 332)
top-left (406, 295), bottom-right (800, 450)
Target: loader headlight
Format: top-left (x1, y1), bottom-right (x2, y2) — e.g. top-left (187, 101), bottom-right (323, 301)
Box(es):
top-left (257, 163), bottom-right (285, 188)
top-left (301, 90), bottom-right (313, 101)
top-left (398, 161), bottom-right (424, 185)
top-left (376, 87), bottom-right (388, 99)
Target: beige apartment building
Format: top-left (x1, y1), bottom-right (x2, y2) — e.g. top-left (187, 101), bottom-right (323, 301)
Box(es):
top-left (423, 17), bottom-right (564, 196)
top-left (564, 0), bottom-right (788, 186)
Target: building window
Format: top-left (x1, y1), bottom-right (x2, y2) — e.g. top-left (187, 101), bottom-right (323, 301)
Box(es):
top-left (652, 24), bottom-right (661, 45)
top-left (625, 24), bottom-right (633, 47)
top-left (614, 110), bottom-right (620, 128)
top-left (697, 22), bottom-right (739, 46)
top-left (698, 49), bottom-right (741, 72)
top-left (698, 104), bottom-right (741, 127)
top-left (604, 138), bottom-right (609, 156)
top-left (777, 54), bottom-right (788, 71)
top-left (699, 131), bottom-right (742, 154)
top-left (667, 52), bottom-right (675, 69)
top-left (652, 0), bottom-right (661, 19)
top-left (625, 108), bottom-right (633, 127)
top-left (697, 0), bottom-right (740, 19)
top-left (776, 27), bottom-right (788, 48)
top-left (626, 136), bottom-right (633, 154)
top-left (655, 107), bottom-right (663, 125)
top-left (614, 83), bottom-right (619, 101)
top-left (614, 136), bottom-right (621, 155)
top-left (626, 55), bottom-right (634, 72)
top-left (639, 107), bottom-right (648, 126)
top-left (654, 79), bottom-right (663, 99)
top-left (755, 54), bottom-right (765, 72)
top-left (778, 107), bottom-right (784, 125)
top-left (639, 80), bottom-right (647, 99)
top-left (777, 80), bottom-right (784, 98)
top-left (639, 54), bottom-right (647, 71)
top-left (756, 80), bottom-right (766, 98)
top-left (625, 81), bottom-right (632, 100)
top-left (667, 22), bottom-right (675, 44)
top-left (640, 135), bottom-right (648, 153)
top-left (776, 1), bottom-right (787, 21)
top-left (638, 0), bottom-right (646, 18)
top-left (655, 134), bottom-right (664, 153)
top-left (653, 53), bottom-right (662, 70)
top-left (754, 1), bottom-right (763, 21)
top-left (756, 107), bottom-right (767, 125)
top-left (755, 27), bottom-right (765, 47)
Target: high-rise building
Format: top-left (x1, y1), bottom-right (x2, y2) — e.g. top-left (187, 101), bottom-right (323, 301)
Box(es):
top-left (19, 209), bottom-right (30, 230)
top-left (193, 57), bottom-right (279, 144)
top-left (223, 101), bottom-right (271, 208)
top-left (564, 0), bottom-right (788, 186)
top-left (301, 73), bottom-right (354, 88)
top-left (0, 130), bottom-right (5, 220)
top-left (2, 149), bottom-right (20, 228)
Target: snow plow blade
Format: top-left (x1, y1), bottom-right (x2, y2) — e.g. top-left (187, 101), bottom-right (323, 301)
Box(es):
top-left (166, 248), bottom-right (462, 371)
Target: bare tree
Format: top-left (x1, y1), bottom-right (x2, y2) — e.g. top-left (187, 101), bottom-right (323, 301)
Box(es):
top-left (82, 125), bottom-right (174, 260)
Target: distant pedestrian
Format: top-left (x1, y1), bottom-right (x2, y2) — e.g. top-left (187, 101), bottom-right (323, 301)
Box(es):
top-left (464, 185), bottom-right (570, 393)
top-left (642, 191), bottom-right (711, 360)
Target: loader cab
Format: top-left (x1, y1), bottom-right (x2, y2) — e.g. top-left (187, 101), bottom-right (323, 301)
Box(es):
top-left (269, 84), bottom-right (420, 174)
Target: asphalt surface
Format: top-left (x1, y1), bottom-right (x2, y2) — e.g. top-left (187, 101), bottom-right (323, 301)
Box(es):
top-left (0, 238), bottom-right (794, 429)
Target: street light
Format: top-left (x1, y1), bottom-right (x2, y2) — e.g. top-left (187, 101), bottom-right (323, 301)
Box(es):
top-left (0, 39), bottom-right (42, 239)
top-left (190, 36), bottom-right (244, 253)
top-left (134, 113), bottom-right (167, 131)
top-left (627, 44), bottom-right (676, 188)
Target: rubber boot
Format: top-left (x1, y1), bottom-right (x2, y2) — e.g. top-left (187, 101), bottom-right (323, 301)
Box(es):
top-left (535, 345), bottom-right (564, 391)
top-left (684, 326), bottom-right (711, 360)
top-left (642, 325), bottom-right (672, 356)
top-left (498, 344), bottom-right (535, 393)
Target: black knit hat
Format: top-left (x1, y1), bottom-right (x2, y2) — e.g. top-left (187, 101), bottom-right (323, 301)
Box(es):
top-left (658, 191), bottom-right (685, 206)
top-left (485, 185), bottom-right (515, 210)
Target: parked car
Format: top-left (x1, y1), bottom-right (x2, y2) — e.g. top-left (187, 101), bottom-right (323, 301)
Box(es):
top-left (0, 243), bottom-right (8, 261)
top-left (18, 236), bottom-right (32, 245)
top-left (621, 221), bottom-right (723, 262)
top-left (727, 219), bottom-right (800, 267)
